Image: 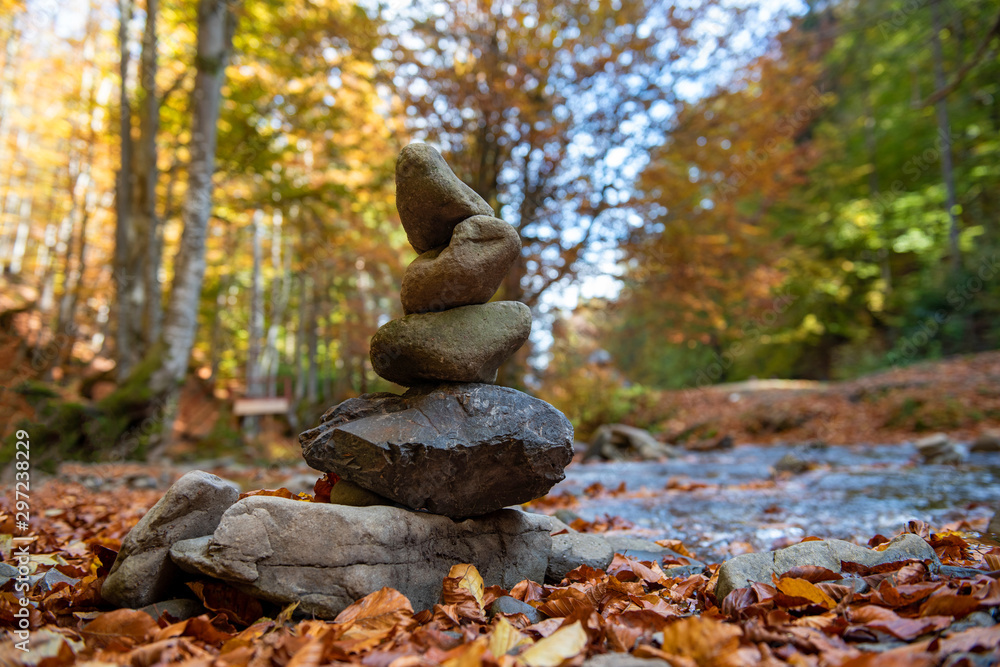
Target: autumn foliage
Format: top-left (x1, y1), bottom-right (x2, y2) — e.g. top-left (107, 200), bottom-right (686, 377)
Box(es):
top-left (3, 475), bottom-right (1000, 665)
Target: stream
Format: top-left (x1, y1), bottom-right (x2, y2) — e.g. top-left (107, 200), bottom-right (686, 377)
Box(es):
top-left (546, 443), bottom-right (1000, 563)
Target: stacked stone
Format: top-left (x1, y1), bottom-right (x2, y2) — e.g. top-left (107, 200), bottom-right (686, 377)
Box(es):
top-left (299, 144), bottom-right (575, 518)
top-left (370, 143), bottom-right (529, 385)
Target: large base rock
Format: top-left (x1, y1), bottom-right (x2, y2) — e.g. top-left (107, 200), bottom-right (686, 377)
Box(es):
top-left (170, 497), bottom-right (552, 619)
top-left (300, 383), bottom-right (574, 517)
top-left (715, 533), bottom-right (939, 602)
top-left (102, 471), bottom-right (240, 608)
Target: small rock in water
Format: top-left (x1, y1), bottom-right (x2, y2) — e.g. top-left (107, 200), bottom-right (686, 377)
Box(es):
top-left (102, 471), bottom-right (240, 608)
top-left (988, 508), bottom-right (1000, 535)
top-left (714, 533), bottom-right (939, 602)
top-left (300, 382), bottom-right (574, 517)
top-left (395, 143), bottom-right (494, 253)
top-left (971, 429), bottom-right (1000, 453)
top-left (772, 453), bottom-right (814, 475)
top-left (585, 423), bottom-right (679, 461)
top-left (915, 432), bottom-right (967, 464)
top-left (169, 496), bottom-right (552, 618)
top-left (546, 533), bottom-right (614, 583)
top-left (369, 301), bottom-right (531, 386)
top-left (401, 215), bottom-right (521, 314)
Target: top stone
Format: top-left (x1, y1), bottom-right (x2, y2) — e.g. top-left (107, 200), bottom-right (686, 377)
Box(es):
top-left (396, 143), bottom-right (495, 254)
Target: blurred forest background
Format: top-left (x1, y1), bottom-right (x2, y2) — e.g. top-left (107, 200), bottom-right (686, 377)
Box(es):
top-left (1, 0), bottom-right (999, 465)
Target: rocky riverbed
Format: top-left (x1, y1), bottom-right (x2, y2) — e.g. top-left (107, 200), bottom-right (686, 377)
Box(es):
top-left (532, 443), bottom-right (1000, 562)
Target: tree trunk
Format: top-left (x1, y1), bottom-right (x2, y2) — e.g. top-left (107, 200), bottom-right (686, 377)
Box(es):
top-left (930, 0), bottom-right (961, 273)
top-left (114, 0), bottom-right (134, 375)
top-left (147, 0), bottom-right (238, 441)
top-left (115, 0), bottom-right (161, 381)
top-left (244, 209), bottom-right (264, 438)
top-left (263, 210), bottom-right (289, 397)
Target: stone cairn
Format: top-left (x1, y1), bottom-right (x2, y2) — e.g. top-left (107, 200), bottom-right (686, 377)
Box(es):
top-left (100, 145), bottom-right (582, 619)
top-left (298, 143), bottom-right (574, 517)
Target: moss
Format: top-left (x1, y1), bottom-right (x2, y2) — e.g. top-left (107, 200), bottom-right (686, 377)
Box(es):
top-left (2, 346), bottom-right (173, 470)
top-left (14, 380), bottom-right (60, 400)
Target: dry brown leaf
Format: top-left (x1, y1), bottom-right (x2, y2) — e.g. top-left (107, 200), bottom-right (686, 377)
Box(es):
top-left (187, 580), bottom-right (264, 627)
top-left (659, 615), bottom-right (742, 665)
top-left (81, 608), bottom-right (157, 649)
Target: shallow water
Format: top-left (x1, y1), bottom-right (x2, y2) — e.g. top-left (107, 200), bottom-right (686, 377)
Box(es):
top-left (549, 443), bottom-right (1000, 563)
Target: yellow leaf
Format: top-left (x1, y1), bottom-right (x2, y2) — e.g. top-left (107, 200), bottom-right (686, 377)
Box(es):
top-left (448, 563), bottom-right (485, 612)
top-left (443, 637), bottom-right (489, 667)
top-left (489, 616), bottom-right (532, 657)
top-left (775, 577), bottom-right (837, 609)
top-left (519, 620), bottom-right (587, 667)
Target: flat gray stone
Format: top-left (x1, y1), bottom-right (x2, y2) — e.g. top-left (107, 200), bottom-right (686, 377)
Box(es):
top-left (401, 215), bottom-right (520, 314)
top-left (715, 533), bottom-right (939, 602)
top-left (396, 143), bottom-right (494, 254)
top-left (370, 301), bottom-right (531, 386)
top-left (546, 533), bottom-right (614, 583)
top-left (170, 497), bottom-right (552, 619)
top-left (102, 471), bottom-right (240, 608)
top-left (299, 383), bottom-right (574, 517)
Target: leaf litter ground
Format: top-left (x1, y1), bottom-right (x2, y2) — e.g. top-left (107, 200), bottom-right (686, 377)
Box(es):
top-left (2, 460), bottom-right (999, 666)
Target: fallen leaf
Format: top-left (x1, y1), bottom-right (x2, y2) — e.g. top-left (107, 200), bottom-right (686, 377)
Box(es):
top-left (187, 580), bottom-right (264, 627)
top-left (774, 577), bottom-right (837, 609)
top-left (520, 620), bottom-right (588, 667)
top-left (335, 587), bottom-right (414, 626)
top-left (488, 616), bottom-right (531, 657)
top-left (935, 624), bottom-right (1000, 652)
top-left (659, 615), bottom-right (742, 664)
top-left (447, 563), bottom-right (485, 609)
top-left (312, 473), bottom-right (339, 503)
top-left (333, 587), bottom-right (415, 652)
top-left (850, 605), bottom-right (952, 640)
top-left (81, 608), bottom-right (157, 649)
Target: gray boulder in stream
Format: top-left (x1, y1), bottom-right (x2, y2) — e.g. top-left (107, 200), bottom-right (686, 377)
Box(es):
top-left (715, 533), bottom-right (939, 601)
top-left (300, 383), bottom-right (574, 518)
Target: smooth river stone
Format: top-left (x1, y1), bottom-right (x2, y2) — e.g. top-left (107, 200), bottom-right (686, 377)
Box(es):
top-left (169, 497), bottom-right (553, 618)
top-left (396, 143), bottom-right (494, 254)
top-left (401, 215), bottom-right (521, 314)
top-left (299, 382), bottom-right (575, 517)
top-left (369, 301), bottom-right (530, 386)
top-left (102, 471), bottom-right (240, 608)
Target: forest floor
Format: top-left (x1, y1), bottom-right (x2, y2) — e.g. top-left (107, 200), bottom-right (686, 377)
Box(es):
top-left (634, 351), bottom-right (1000, 449)
top-left (4, 315), bottom-right (1000, 664)
top-left (2, 457), bottom-right (999, 665)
